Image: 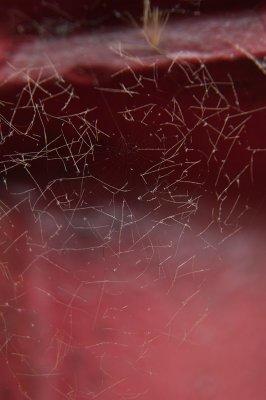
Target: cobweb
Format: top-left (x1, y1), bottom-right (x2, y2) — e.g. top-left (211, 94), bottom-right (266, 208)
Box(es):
top-left (0, 34), bottom-right (266, 399)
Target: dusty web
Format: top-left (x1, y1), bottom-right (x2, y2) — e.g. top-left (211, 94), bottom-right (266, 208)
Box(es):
top-left (0, 44), bottom-right (265, 399)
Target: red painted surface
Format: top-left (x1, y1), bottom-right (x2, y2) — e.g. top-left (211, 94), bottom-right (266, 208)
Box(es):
top-left (1, 1), bottom-right (266, 399)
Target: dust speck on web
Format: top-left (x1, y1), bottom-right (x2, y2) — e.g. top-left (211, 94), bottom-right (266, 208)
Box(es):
top-left (0, 49), bottom-right (265, 399)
